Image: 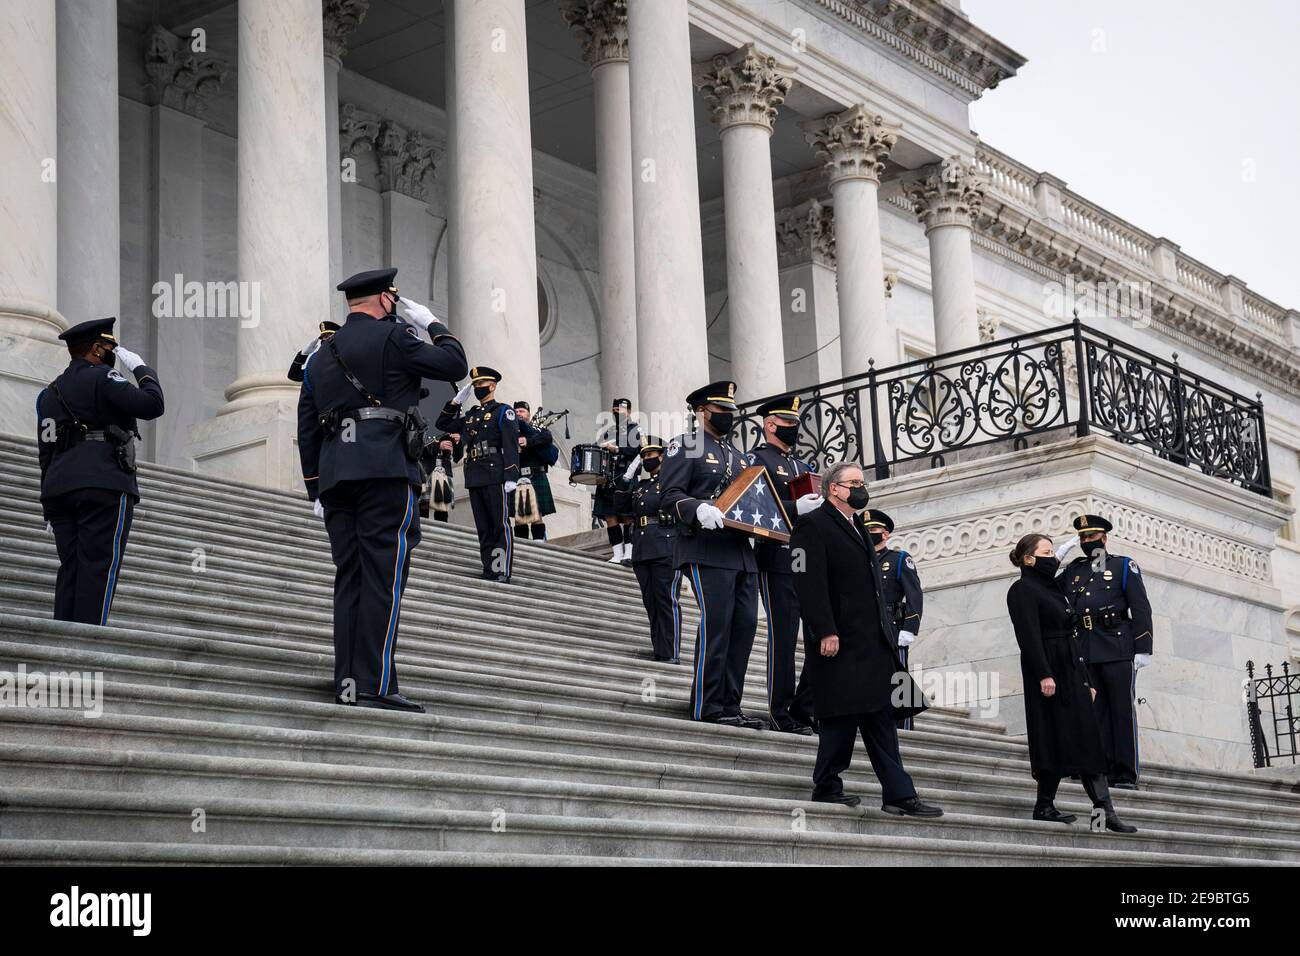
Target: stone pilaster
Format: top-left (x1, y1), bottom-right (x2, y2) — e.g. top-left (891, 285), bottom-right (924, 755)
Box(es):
top-left (695, 44), bottom-right (793, 399)
top-left (775, 200), bottom-right (841, 390)
top-left (143, 23), bottom-right (227, 116)
top-left (775, 199), bottom-right (835, 270)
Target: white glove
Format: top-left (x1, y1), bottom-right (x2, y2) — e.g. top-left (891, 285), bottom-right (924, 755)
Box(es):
top-left (399, 296), bottom-right (436, 331)
top-left (114, 345), bottom-right (145, 373)
top-left (696, 502), bottom-right (726, 530)
top-left (795, 493), bottom-right (822, 516)
top-left (303, 333), bottom-right (324, 356)
top-left (1134, 653), bottom-right (1152, 670)
top-left (45, 521), bottom-right (53, 535)
top-left (623, 458), bottom-right (642, 481)
top-left (504, 481), bottom-right (517, 494)
top-left (453, 382), bottom-right (474, 405)
top-left (897, 630), bottom-right (916, 648)
top-left (313, 499), bottom-right (325, 519)
top-left (1054, 535), bottom-right (1079, 562)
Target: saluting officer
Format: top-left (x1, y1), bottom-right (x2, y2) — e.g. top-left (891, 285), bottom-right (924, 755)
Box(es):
top-left (36, 318), bottom-right (164, 625)
top-left (287, 320), bottom-right (340, 382)
top-left (436, 366), bottom-right (520, 583)
top-left (1056, 513), bottom-right (1153, 789)
top-left (745, 395), bottom-right (820, 735)
top-left (659, 381), bottom-right (763, 729)
top-left (865, 509), bottom-right (924, 731)
top-left (297, 268), bottom-right (467, 712)
top-left (617, 437), bottom-right (683, 663)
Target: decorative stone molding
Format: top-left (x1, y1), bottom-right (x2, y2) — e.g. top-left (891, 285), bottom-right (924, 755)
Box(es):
top-left (977, 309), bottom-right (999, 342)
top-left (143, 24), bottom-right (227, 117)
top-left (892, 495), bottom-right (1272, 582)
top-left (323, 0), bottom-right (370, 61)
top-left (884, 269), bottom-right (899, 298)
top-left (340, 104), bottom-right (438, 202)
top-left (904, 156), bottom-right (988, 231)
top-left (694, 44), bottom-right (794, 134)
top-left (802, 106), bottom-right (899, 186)
top-left (775, 199), bottom-right (835, 269)
top-left (559, 0), bottom-right (628, 67)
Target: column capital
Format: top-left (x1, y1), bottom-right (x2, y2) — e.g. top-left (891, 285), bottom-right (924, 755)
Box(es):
top-left (694, 43), bottom-right (793, 134)
top-left (904, 155), bottom-right (988, 230)
top-left (340, 104), bottom-right (438, 202)
top-left (802, 105), bottom-right (898, 186)
top-left (775, 199), bottom-right (835, 269)
top-left (323, 0), bottom-right (370, 61)
top-left (143, 23), bottom-right (228, 118)
top-left (560, 0), bottom-right (628, 68)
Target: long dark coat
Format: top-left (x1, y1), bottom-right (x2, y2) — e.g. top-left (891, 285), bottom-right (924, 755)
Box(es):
top-left (790, 501), bottom-right (928, 720)
top-left (1006, 565), bottom-right (1108, 778)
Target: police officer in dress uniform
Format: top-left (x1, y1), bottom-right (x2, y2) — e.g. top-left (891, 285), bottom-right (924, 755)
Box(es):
top-left (287, 320), bottom-right (340, 382)
top-left (866, 510), bottom-right (924, 731)
top-left (616, 437), bottom-right (683, 663)
top-left (297, 268), bottom-right (467, 712)
top-left (1055, 513), bottom-right (1153, 789)
top-left (436, 367), bottom-right (520, 582)
top-left (745, 395), bottom-right (821, 735)
top-left (37, 318), bottom-right (165, 625)
top-left (659, 381), bottom-right (764, 729)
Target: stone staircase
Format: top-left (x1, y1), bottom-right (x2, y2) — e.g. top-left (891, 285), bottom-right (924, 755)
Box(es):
top-left (1, 433), bottom-right (1298, 865)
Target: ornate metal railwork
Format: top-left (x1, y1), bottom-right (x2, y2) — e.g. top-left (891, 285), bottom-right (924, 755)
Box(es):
top-left (733, 319), bottom-right (1272, 495)
top-left (1246, 660), bottom-right (1299, 767)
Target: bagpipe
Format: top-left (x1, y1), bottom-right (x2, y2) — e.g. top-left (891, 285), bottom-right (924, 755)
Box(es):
top-left (514, 408), bottom-right (568, 524)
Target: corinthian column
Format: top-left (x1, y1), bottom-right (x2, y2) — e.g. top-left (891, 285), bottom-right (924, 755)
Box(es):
top-left (562, 0), bottom-right (638, 409)
top-left (904, 156), bottom-right (987, 353)
top-left (323, 0), bottom-right (369, 321)
top-left (802, 106), bottom-right (897, 376)
top-left (0, 0), bottom-right (64, 431)
top-left (447, 0), bottom-right (542, 405)
top-left (695, 44), bottom-right (793, 400)
top-left (627, 0), bottom-right (708, 428)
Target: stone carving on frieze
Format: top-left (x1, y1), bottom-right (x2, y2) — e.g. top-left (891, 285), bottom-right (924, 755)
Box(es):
top-left (143, 24), bottom-right (227, 118)
top-left (775, 199), bottom-right (835, 269)
top-left (340, 103), bottom-right (438, 203)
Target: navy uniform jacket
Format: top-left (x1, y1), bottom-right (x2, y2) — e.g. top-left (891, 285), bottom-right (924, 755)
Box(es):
top-left (36, 359), bottom-right (165, 504)
top-left (744, 442), bottom-right (814, 575)
top-left (517, 420), bottom-right (554, 478)
top-left (435, 398), bottom-right (520, 489)
top-left (297, 312), bottom-right (466, 500)
top-left (1059, 553), bottom-right (1154, 664)
top-left (622, 472), bottom-right (677, 562)
top-left (658, 431), bottom-right (756, 572)
top-left (878, 546), bottom-right (923, 637)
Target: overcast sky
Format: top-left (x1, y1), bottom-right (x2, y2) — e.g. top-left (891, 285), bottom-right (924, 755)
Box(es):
top-left (964, 0), bottom-right (1300, 310)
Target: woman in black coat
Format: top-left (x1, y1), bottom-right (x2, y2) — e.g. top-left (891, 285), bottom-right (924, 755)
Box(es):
top-left (1007, 533), bottom-right (1136, 832)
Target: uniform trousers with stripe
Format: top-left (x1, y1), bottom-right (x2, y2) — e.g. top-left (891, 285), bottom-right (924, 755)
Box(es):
top-left (1088, 659), bottom-right (1140, 784)
top-left (685, 565), bottom-right (757, 721)
top-left (46, 488), bottom-right (134, 626)
top-left (322, 478), bottom-right (420, 698)
top-left (813, 708), bottom-right (918, 805)
top-left (758, 571), bottom-right (802, 728)
top-left (469, 483), bottom-right (513, 579)
top-left (633, 558), bottom-right (681, 660)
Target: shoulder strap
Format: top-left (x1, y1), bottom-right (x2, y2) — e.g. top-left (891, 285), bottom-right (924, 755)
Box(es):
top-left (895, 550), bottom-right (906, 580)
top-left (327, 339), bottom-right (381, 407)
top-left (47, 380), bottom-right (85, 429)
top-left (1121, 557), bottom-right (1129, 593)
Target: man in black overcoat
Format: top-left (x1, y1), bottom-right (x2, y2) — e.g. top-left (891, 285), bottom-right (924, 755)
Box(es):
top-left (789, 461), bottom-right (942, 815)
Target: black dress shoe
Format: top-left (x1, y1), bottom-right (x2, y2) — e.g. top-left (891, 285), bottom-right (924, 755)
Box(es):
top-left (882, 797), bottom-right (944, 818)
top-left (1104, 810), bottom-right (1138, 833)
top-left (811, 792), bottom-right (862, 807)
top-left (494, 574), bottom-right (511, 584)
top-left (1032, 805), bottom-right (1077, 825)
top-left (773, 722), bottom-right (814, 736)
top-left (1109, 780), bottom-right (1140, 791)
top-left (736, 713), bottom-right (768, 730)
top-left (652, 655), bottom-right (682, 664)
top-left (704, 715), bottom-right (746, 727)
top-left (357, 692), bottom-right (425, 713)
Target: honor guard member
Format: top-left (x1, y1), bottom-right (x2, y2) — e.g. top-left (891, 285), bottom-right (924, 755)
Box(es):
top-left (659, 381), bottom-right (764, 729)
top-left (297, 268), bottom-right (467, 712)
top-left (512, 401), bottom-right (557, 540)
top-left (287, 320), bottom-right (341, 382)
top-left (744, 395), bottom-right (821, 734)
top-left (595, 397), bottom-right (642, 563)
top-left (37, 318), bottom-right (164, 625)
top-left (419, 432), bottom-right (461, 522)
top-left (436, 366), bottom-right (520, 582)
top-left (1056, 513), bottom-right (1153, 789)
top-left (866, 510), bottom-right (924, 731)
top-left (617, 437), bottom-right (683, 663)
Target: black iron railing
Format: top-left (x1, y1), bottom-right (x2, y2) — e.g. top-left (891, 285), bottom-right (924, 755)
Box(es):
top-left (733, 319), bottom-right (1272, 495)
top-left (1246, 660), bottom-right (1299, 767)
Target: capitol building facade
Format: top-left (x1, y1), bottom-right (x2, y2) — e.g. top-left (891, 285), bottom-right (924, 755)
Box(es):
top-left (2, 0), bottom-right (1297, 771)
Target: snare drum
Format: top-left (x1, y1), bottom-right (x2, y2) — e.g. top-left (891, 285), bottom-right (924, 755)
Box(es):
top-left (570, 443), bottom-right (614, 486)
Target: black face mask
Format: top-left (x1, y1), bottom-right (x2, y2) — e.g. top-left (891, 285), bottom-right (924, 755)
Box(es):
top-left (844, 486), bottom-right (870, 511)
top-left (706, 410), bottom-right (734, 435)
top-left (474, 385), bottom-right (492, 402)
top-left (868, 531), bottom-right (885, 546)
top-left (100, 347), bottom-right (116, 369)
top-left (643, 458), bottom-right (661, 474)
top-left (774, 423), bottom-right (799, 446)
top-left (1081, 538), bottom-right (1105, 556)
top-left (1031, 555), bottom-right (1060, 576)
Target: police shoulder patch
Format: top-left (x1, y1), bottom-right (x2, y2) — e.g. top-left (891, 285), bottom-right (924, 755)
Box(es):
top-left (505, 408), bottom-right (515, 420)
top-left (405, 326), bottom-right (420, 338)
top-left (1129, 562), bottom-right (1141, 575)
top-left (106, 369), bottom-right (127, 383)
top-left (667, 439), bottom-right (682, 457)
top-left (905, 556), bottom-right (916, 570)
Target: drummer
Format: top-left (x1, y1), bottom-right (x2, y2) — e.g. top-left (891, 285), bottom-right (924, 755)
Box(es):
top-left (594, 396), bottom-right (641, 563)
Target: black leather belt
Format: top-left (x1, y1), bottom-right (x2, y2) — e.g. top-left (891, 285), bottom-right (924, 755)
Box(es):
top-left (638, 515), bottom-right (675, 528)
top-left (344, 407), bottom-right (405, 425)
top-left (469, 445), bottom-right (501, 460)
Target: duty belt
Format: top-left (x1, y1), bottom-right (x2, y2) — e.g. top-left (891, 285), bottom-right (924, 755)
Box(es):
top-left (343, 407), bottom-right (406, 425)
top-left (1080, 607), bottom-right (1128, 630)
top-left (637, 515), bottom-right (675, 528)
top-left (469, 444), bottom-right (500, 460)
